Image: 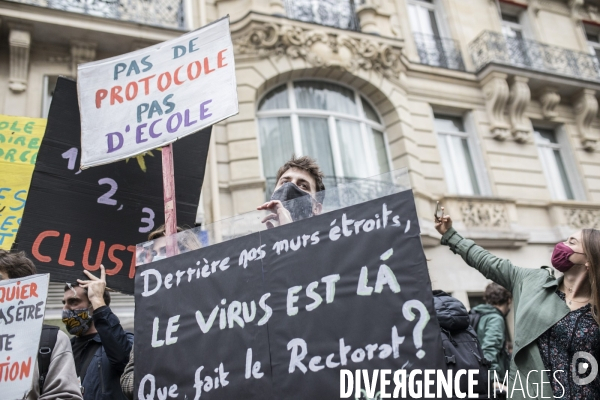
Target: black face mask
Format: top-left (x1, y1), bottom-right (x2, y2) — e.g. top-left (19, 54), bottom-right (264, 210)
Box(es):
top-left (270, 182), bottom-right (315, 221)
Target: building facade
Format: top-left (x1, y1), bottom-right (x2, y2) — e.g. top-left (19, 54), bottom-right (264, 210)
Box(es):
top-left (1, 0), bottom-right (600, 330)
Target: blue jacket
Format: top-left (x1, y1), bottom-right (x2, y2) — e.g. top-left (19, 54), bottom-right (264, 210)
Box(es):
top-left (72, 306), bottom-right (134, 400)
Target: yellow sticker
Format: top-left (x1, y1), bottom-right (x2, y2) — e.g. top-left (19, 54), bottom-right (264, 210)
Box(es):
top-left (0, 115), bottom-right (47, 249)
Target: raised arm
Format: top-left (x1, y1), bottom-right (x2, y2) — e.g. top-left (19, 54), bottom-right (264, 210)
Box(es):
top-left (435, 209), bottom-right (536, 292)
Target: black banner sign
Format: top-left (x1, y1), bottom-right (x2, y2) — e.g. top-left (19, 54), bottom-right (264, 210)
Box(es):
top-left (14, 77), bottom-right (211, 294)
top-left (134, 190), bottom-right (444, 399)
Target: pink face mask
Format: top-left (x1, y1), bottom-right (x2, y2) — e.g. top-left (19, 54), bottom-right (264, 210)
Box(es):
top-left (551, 242), bottom-right (584, 272)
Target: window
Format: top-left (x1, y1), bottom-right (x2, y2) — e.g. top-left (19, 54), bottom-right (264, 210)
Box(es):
top-left (42, 75), bottom-right (59, 118)
top-left (467, 293), bottom-right (485, 310)
top-left (257, 81), bottom-right (390, 195)
top-left (500, 13), bottom-right (523, 40)
top-left (407, 0), bottom-right (464, 70)
top-left (584, 24), bottom-right (600, 69)
top-left (534, 127), bottom-right (576, 201)
top-left (284, 0), bottom-right (360, 31)
top-left (408, 0), bottom-right (441, 37)
top-left (434, 115), bottom-right (482, 196)
top-left (500, 11), bottom-right (530, 66)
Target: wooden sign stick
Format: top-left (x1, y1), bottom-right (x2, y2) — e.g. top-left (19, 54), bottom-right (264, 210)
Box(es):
top-left (162, 143), bottom-right (178, 257)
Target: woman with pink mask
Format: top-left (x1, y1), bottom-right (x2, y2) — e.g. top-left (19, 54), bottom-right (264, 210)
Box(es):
top-left (435, 207), bottom-right (599, 400)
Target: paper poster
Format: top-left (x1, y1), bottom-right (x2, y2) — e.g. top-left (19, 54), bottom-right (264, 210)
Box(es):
top-left (0, 115), bottom-right (46, 250)
top-left (77, 16), bottom-right (237, 168)
top-left (0, 274), bottom-right (49, 399)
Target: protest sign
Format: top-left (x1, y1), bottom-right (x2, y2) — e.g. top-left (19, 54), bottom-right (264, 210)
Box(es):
top-left (0, 115), bottom-right (46, 250)
top-left (14, 77), bottom-right (211, 294)
top-left (0, 274), bottom-right (49, 399)
top-left (77, 16), bottom-right (238, 169)
top-left (134, 190), bottom-right (445, 399)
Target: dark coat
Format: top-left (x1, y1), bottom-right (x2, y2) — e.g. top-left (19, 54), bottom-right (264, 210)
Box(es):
top-left (72, 306), bottom-right (133, 400)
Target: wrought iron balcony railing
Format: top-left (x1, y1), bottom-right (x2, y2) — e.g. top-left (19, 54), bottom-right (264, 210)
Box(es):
top-left (265, 175), bottom-right (396, 201)
top-left (284, 0), bottom-right (360, 31)
top-left (470, 30), bottom-right (600, 81)
top-left (413, 32), bottom-right (466, 71)
top-left (7, 0), bottom-right (185, 29)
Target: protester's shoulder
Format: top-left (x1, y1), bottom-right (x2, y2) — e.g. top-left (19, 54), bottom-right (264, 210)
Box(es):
top-left (523, 265), bottom-right (557, 284)
top-left (54, 330), bottom-right (74, 356)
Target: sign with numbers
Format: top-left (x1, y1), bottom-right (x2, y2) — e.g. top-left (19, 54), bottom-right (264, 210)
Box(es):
top-left (77, 16), bottom-right (237, 168)
top-left (0, 115), bottom-right (46, 250)
top-left (13, 77), bottom-right (211, 294)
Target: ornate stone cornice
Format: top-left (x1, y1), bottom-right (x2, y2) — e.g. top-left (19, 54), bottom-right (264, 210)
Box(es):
top-left (233, 19), bottom-right (404, 80)
top-left (539, 87), bottom-right (560, 120)
top-left (71, 40), bottom-right (97, 76)
top-left (481, 72), bottom-right (510, 141)
top-left (573, 88), bottom-right (598, 151)
top-left (564, 208), bottom-right (600, 229)
top-left (8, 27), bottom-right (31, 93)
top-left (508, 76), bottom-right (531, 143)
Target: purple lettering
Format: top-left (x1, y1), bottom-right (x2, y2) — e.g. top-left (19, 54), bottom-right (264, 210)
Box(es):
top-left (184, 109), bottom-right (198, 127)
top-left (167, 113), bottom-right (182, 133)
top-left (200, 100), bottom-right (213, 120)
top-left (149, 119), bottom-right (163, 138)
top-left (106, 132), bottom-right (124, 153)
top-left (136, 123), bottom-right (148, 144)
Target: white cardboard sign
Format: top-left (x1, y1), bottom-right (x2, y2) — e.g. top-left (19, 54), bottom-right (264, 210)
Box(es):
top-left (0, 274), bottom-right (49, 399)
top-left (77, 17), bottom-right (238, 169)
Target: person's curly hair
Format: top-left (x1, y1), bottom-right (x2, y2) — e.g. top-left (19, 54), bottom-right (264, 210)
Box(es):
top-left (483, 282), bottom-right (512, 306)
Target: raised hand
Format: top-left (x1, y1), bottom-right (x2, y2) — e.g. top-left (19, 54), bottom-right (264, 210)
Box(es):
top-left (434, 206), bottom-right (453, 235)
top-left (77, 264), bottom-right (107, 309)
top-left (257, 200), bottom-right (293, 229)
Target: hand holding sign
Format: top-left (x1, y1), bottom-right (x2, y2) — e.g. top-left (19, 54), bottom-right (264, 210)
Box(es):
top-left (77, 265), bottom-right (107, 309)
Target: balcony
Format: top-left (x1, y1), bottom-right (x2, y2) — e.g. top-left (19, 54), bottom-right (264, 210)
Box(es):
top-left (6, 0), bottom-right (185, 29)
top-left (284, 0), bottom-right (360, 31)
top-left (413, 32), bottom-right (466, 71)
top-left (470, 30), bottom-right (600, 81)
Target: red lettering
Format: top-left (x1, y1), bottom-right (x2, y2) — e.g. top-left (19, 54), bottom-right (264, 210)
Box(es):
top-left (58, 233), bottom-right (75, 267)
top-left (106, 244), bottom-right (126, 276)
top-left (187, 61), bottom-right (201, 80)
top-left (110, 86), bottom-right (124, 105)
top-left (32, 231), bottom-right (59, 263)
top-left (125, 82), bottom-right (138, 101)
top-left (19, 358), bottom-right (31, 380)
top-left (9, 362), bottom-right (18, 381)
top-left (139, 74), bottom-right (156, 95)
top-left (127, 245), bottom-right (137, 279)
top-left (29, 283), bottom-right (37, 298)
top-left (217, 49), bottom-right (228, 68)
top-left (82, 239), bottom-right (105, 271)
top-left (95, 89), bottom-right (108, 109)
top-left (173, 66), bottom-right (186, 85)
top-left (157, 72), bottom-right (172, 92)
top-left (203, 57), bottom-right (215, 74)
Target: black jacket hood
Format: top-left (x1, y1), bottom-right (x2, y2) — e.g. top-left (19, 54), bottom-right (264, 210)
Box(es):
top-left (432, 290), bottom-right (470, 332)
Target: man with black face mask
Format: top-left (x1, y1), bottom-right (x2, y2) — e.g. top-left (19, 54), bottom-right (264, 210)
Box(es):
top-left (62, 265), bottom-right (133, 399)
top-left (257, 155), bottom-right (326, 227)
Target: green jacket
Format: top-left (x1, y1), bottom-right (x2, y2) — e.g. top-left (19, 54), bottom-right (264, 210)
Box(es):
top-left (472, 304), bottom-right (510, 377)
top-left (442, 228), bottom-right (570, 400)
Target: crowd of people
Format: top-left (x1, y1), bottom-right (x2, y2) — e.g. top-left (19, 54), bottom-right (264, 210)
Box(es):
top-left (0, 155), bottom-right (598, 399)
